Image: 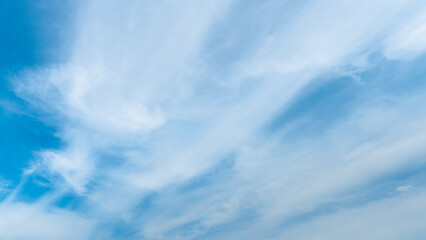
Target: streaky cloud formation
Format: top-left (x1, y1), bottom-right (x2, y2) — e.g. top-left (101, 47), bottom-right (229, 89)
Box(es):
top-left (2, 0), bottom-right (426, 239)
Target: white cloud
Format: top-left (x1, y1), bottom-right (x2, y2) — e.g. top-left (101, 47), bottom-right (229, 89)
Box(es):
top-left (383, 2), bottom-right (426, 59)
top-left (0, 202), bottom-right (94, 240)
top-left (5, 0), bottom-right (426, 239)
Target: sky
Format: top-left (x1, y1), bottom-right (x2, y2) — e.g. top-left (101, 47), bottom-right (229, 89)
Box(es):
top-left (1, 0), bottom-right (426, 239)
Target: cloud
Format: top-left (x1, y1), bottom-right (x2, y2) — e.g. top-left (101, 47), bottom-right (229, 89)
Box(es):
top-left (383, 2), bottom-right (426, 59)
top-left (0, 178), bottom-right (11, 195)
top-left (0, 201), bottom-right (94, 240)
top-left (3, 0), bottom-right (426, 239)
top-left (278, 190), bottom-right (426, 240)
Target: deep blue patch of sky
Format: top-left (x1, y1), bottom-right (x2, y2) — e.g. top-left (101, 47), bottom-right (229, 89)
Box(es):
top-left (0, 0), bottom-right (73, 185)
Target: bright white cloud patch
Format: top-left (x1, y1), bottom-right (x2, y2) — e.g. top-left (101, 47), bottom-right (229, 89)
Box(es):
top-left (3, 0), bottom-right (426, 239)
top-left (0, 202), bottom-right (94, 240)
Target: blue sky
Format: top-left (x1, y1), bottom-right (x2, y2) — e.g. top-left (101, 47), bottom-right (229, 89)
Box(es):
top-left (0, 1), bottom-right (65, 186)
top-left (1, 0), bottom-right (426, 239)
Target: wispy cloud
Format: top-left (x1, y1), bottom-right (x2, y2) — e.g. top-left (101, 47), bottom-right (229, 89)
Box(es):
top-left (3, 0), bottom-right (426, 239)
